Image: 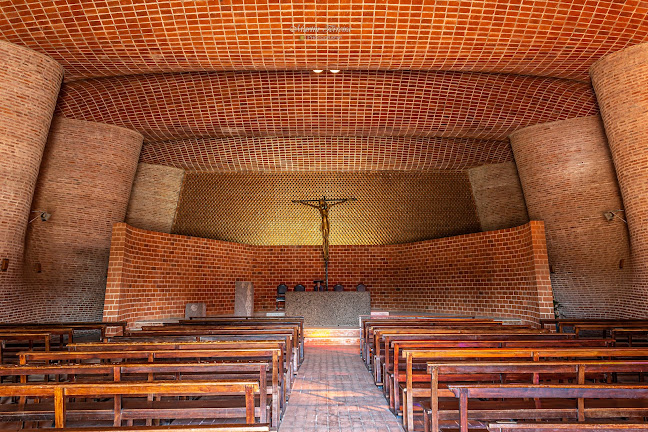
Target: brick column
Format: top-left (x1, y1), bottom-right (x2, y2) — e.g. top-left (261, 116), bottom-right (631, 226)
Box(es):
top-left (591, 43), bottom-right (648, 317)
top-left (24, 117), bottom-right (143, 321)
top-left (510, 116), bottom-right (630, 318)
top-left (0, 41), bottom-right (63, 321)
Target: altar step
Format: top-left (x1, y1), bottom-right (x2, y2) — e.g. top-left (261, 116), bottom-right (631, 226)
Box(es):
top-left (304, 327), bottom-right (360, 345)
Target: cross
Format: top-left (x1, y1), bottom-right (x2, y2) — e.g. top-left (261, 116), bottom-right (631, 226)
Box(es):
top-left (292, 196), bottom-right (357, 289)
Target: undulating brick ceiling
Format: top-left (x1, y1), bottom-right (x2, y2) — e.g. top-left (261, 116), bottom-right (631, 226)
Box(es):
top-left (2, 0), bottom-right (641, 169)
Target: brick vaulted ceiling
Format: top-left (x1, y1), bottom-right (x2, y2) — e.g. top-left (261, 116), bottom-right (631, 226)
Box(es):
top-left (2, 0), bottom-right (645, 170)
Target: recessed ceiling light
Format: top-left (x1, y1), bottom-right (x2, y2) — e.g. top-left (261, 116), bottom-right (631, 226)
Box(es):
top-left (330, 70), bottom-right (341, 73)
top-left (312, 69), bottom-right (324, 73)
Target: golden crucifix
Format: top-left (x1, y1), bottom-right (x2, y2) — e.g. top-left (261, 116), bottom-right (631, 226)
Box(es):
top-left (292, 196), bottom-right (356, 289)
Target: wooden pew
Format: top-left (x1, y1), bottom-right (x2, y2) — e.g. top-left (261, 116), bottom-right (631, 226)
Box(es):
top-left (378, 332), bottom-right (580, 389)
top-left (540, 318), bottom-right (648, 334)
top-left (183, 317), bottom-right (305, 362)
top-left (423, 360), bottom-right (648, 432)
top-left (386, 338), bottom-right (612, 416)
top-left (360, 316), bottom-right (488, 348)
top-left (0, 380), bottom-right (260, 427)
top-left (362, 319), bottom-right (502, 364)
top-left (489, 423), bottom-right (648, 432)
top-left (366, 325), bottom-right (542, 370)
top-left (449, 384), bottom-right (648, 432)
top-left (374, 330), bottom-right (576, 384)
top-left (0, 327), bottom-right (74, 350)
top-left (0, 332), bottom-right (51, 364)
top-left (0, 322), bottom-right (127, 340)
top-left (18, 347), bottom-right (285, 423)
top-left (135, 326), bottom-right (300, 372)
top-left (68, 339), bottom-right (293, 385)
top-left (0, 361), bottom-right (278, 427)
top-left (368, 327), bottom-right (550, 379)
top-left (400, 347), bottom-right (648, 432)
top-left (17, 427), bottom-right (271, 432)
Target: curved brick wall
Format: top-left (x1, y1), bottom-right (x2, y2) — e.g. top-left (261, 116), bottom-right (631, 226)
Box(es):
top-left (510, 115), bottom-right (630, 318)
top-left (104, 222), bottom-right (553, 327)
top-left (591, 43), bottom-right (648, 317)
top-left (24, 117), bottom-right (143, 321)
top-left (0, 41), bottom-right (63, 321)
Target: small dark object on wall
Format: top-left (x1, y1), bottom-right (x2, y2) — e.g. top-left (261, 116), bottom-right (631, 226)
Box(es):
top-left (619, 259), bottom-right (625, 269)
top-left (356, 284), bottom-right (366, 292)
top-left (34, 263), bottom-right (41, 273)
top-left (333, 284), bottom-right (344, 291)
top-left (0, 258), bottom-right (8, 272)
top-left (294, 284), bottom-right (305, 291)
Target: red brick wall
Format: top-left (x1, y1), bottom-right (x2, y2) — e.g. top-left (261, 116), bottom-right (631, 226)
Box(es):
top-left (104, 221), bottom-right (553, 327)
top-left (0, 41), bottom-right (63, 321)
top-left (103, 224), bottom-right (252, 324)
top-left (510, 116), bottom-right (631, 318)
top-left (23, 117), bottom-right (142, 321)
top-left (591, 44), bottom-right (648, 317)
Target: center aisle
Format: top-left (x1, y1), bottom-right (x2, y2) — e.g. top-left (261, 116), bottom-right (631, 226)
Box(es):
top-left (279, 344), bottom-right (404, 432)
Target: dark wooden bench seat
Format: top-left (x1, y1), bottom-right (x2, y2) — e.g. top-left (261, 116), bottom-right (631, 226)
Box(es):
top-left (448, 384), bottom-right (648, 432)
top-left (0, 361), bottom-right (278, 427)
top-left (383, 339), bottom-right (612, 415)
top-left (180, 317), bottom-right (305, 362)
top-left (400, 347), bottom-right (648, 432)
top-left (488, 423), bottom-right (648, 432)
top-left (366, 327), bottom-right (548, 371)
top-left (0, 322), bottom-right (127, 341)
top-left (417, 360), bottom-right (648, 432)
top-left (18, 426), bottom-right (271, 432)
top-left (130, 327), bottom-right (299, 372)
top-left (0, 380), bottom-right (260, 428)
top-left (69, 339), bottom-right (295, 383)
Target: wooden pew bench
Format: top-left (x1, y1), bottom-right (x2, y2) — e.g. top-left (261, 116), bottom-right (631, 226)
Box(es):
top-left (18, 347), bottom-right (285, 424)
top-left (378, 333), bottom-right (596, 389)
top-left (421, 360), bottom-right (648, 432)
top-left (0, 322), bottom-right (127, 341)
top-left (488, 423), bottom-right (648, 432)
top-left (182, 317), bottom-right (305, 363)
top-left (0, 361), bottom-right (279, 427)
top-left (0, 332), bottom-right (52, 364)
top-left (384, 338), bottom-right (612, 415)
top-left (0, 380), bottom-right (260, 427)
top-left (17, 426), bottom-right (270, 432)
top-left (361, 318), bottom-right (497, 363)
top-left (132, 327), bottom-right (298, 374)
top-left (363, 321), bottom-right (506, 367)
top-left (449, 384), bottom-right (648, 432)
top-left (400, 347), bottom-right (648, 432)
top-left (367, 326), bottom-right (545, 372)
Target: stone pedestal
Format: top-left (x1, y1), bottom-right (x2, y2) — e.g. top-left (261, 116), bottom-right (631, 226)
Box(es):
top-left (234, 281), bottom-right (254, 316)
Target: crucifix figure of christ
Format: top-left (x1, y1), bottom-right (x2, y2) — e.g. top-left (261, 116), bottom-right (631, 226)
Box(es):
top-left (292, 196), bottom-right (357, 290)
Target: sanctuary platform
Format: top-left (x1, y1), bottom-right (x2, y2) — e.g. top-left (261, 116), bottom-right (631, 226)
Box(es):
top-left (285, 291), bottom-right (371, 327)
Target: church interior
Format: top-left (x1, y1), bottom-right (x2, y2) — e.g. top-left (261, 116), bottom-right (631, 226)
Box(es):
top-left (3, 1), bottom-right (648, 431)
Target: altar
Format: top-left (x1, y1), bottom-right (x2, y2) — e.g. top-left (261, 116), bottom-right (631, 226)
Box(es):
top-left (285, 291), bottom-right (371, 327)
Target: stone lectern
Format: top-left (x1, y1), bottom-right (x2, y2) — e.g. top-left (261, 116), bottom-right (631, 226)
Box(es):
top-left (234, 281), bottom-right (254, 316)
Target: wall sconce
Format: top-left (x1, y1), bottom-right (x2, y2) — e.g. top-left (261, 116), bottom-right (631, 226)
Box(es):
top-left (619, 259), bottom-right (625, 269)
top-left (1, 258), bottom-right (8, 272)
top-left (603, 209), bottom-right (627, 223)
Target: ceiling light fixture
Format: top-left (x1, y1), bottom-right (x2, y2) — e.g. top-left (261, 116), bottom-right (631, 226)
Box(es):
top-left (312, 69), bottom-right (324, 73)
top-left (330, 69), bottom-right (340, 73)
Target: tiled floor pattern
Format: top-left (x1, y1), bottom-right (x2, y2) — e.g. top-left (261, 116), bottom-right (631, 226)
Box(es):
top-left (279, 344), bottom-right (404, 432)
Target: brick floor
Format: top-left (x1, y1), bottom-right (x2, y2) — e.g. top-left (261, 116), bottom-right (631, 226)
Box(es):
top-left (279, 344), bottom-right (404, 432)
